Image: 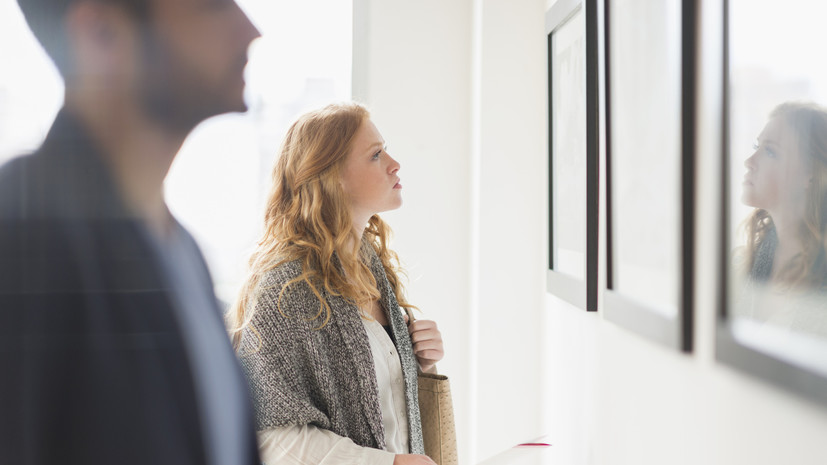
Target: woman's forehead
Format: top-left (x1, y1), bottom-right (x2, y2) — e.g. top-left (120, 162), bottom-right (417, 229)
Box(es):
top-left (760, 116), bottom-right (797, 145)
top-left (351, 119), bottom-right (384, 152)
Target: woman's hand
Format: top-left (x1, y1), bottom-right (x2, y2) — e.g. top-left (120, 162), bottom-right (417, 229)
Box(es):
top-left (407, 319), bottom-right (444, 373)
top-left (394, 454), bottom-right (438, 465)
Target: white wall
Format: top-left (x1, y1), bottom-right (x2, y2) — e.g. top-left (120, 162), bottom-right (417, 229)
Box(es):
top-left (471, 0), bottom-right (548, 460)
top-left (352, 0), bottom-right (475, 462)
top-left (356, 0), bottom-right (827, 463)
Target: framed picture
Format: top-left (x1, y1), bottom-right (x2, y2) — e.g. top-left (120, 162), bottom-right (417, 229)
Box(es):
top-left (545, 0), bottom-right (599, 311)
top-left (603, 0), bottom-right (695, 351)
top-left (717, 0), bottom-right (827, 404)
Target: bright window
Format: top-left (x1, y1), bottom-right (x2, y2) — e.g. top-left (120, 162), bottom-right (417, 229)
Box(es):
top-left (0, 0), bottom-right (353, 305)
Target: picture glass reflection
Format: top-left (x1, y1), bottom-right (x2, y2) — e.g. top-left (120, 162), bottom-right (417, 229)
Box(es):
top-left (727, 0), bottom-right (827, 371)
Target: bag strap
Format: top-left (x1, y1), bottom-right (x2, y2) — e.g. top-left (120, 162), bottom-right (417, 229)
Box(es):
top-left (404, 307), bottom-right (416, 324)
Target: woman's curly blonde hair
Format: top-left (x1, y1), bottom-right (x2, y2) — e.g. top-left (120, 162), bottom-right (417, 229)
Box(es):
top-left (742, 102), bottom-right (827, 290)
top-left (227, 102), bottom-right (414, 349)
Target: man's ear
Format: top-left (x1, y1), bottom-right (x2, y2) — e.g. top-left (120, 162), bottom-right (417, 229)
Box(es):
top-left (65, 1), bottom-right (136, 76)
top-left (66, 1), bottom-right (116, 45)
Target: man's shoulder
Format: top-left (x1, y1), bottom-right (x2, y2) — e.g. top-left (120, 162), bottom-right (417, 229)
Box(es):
top-left (0, 152), bottom-right (34, 177)
top-left (0, 150), bottom-right (157, 292)
top-left (0, 143), bottom-right (87, 218)
top-left (0, 153), bottom-right (40, 215)
top-left (0, 148), bottom-right (127, 221)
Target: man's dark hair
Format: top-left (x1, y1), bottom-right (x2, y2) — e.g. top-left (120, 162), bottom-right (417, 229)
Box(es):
top-left (16, 0), bottom-right (149, 78)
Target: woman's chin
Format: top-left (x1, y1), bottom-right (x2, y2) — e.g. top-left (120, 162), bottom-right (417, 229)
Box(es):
top-left (740, 193), bottom-right (757, 208)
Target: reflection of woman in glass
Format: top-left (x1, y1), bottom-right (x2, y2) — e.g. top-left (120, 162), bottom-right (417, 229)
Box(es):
top-left (737, 102), bottom-right (827, 335)
top-left (227, 103), bottom-right (443, 465)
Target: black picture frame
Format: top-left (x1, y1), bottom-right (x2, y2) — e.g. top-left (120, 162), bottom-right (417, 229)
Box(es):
top-left (715, 0), bottom-right (827, 405)
top-left (602, 0), bottom-right (695, 351)
top-left (545, 0), bottom-right (599, 312)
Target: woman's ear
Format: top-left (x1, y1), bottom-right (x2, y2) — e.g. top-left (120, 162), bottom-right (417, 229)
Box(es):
top-left (339, 173), bottom-right (349, 193)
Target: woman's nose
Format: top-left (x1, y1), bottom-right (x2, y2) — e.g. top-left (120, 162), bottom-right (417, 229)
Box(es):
top-left (744, 151), bottom-right (757, 170)
top-left (388, 155), bottom-right (400, 174)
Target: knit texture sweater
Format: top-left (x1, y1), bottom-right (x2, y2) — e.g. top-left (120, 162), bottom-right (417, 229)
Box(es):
top-left (238, 244), bottom-right (425, 454)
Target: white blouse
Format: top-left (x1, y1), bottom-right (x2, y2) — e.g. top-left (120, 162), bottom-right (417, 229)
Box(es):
top-left (257, 317), bottom-right (410, 464)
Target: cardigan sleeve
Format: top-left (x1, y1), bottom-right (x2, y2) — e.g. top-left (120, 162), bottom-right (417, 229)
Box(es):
top-left (237, 262), bottom-right (334, 432)
top-left (258, 425), bottom-right (395, 465)
top-left (237, 255), bottom-right (397, 451)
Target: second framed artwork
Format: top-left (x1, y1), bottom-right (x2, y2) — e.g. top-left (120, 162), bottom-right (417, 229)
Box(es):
top-left (546, 0), bottom-right (599, 311)
top-left (602, 0), bottom-right (695, 351)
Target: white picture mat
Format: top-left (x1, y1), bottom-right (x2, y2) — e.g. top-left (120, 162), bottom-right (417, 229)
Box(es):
top-left (551, 7), bottom-right (587, 279)
top-left (609, 0), bottom-right (681, 317)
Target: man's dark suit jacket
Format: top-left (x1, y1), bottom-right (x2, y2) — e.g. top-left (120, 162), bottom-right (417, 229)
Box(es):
top-left (0, 111), bottom-right (260, 464)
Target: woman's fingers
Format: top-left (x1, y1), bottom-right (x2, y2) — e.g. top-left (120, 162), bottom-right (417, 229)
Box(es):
top-left (408, 319), bottom-right (444, 366)
top-left (408, 320), bottom-right (442, 346)
top-left (408, 319), bottom-right (435, 332)
top-left (413, 339), bottom-right (443, 354)
top-left (408, 320), bottom-right (439, 341)
top-left (414, 352), bottom-right (443, 365)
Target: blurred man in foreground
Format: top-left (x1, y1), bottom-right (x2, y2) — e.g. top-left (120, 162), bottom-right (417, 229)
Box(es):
top-left (0, 1), bottom-right (261, 463)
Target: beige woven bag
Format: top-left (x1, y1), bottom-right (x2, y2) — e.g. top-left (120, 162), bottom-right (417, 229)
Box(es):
top-left (417, 372), bottom-right (458, 465)
top-left (405, 308), bottom-right (458, 465)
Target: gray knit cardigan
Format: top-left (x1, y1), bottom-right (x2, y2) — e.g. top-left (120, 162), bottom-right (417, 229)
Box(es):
top-left (237, 245), bottom-right (425, 454)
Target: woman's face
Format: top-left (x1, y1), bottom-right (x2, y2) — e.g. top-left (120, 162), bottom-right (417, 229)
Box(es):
top-left (742, 116), bottom-right (811, 214)
top-left (340, 118), bottom-right (402, 221)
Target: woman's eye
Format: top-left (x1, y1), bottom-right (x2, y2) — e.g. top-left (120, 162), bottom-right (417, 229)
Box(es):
top-left (766, 147), bottom-right (777, 158)
top-left (371, 151), bottom-right (381, 161)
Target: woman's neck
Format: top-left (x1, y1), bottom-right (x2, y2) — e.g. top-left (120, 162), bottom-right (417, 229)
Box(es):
top-left (768, 212), bottom-right (804, 282)
top-left (347, 214), bottom-right (371, 250)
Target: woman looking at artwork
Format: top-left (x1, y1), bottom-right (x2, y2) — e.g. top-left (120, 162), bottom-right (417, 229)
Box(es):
top-left (226, 102), bottom-right (443, 465)
top-left (736, 101), bottom-right (827, 336)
